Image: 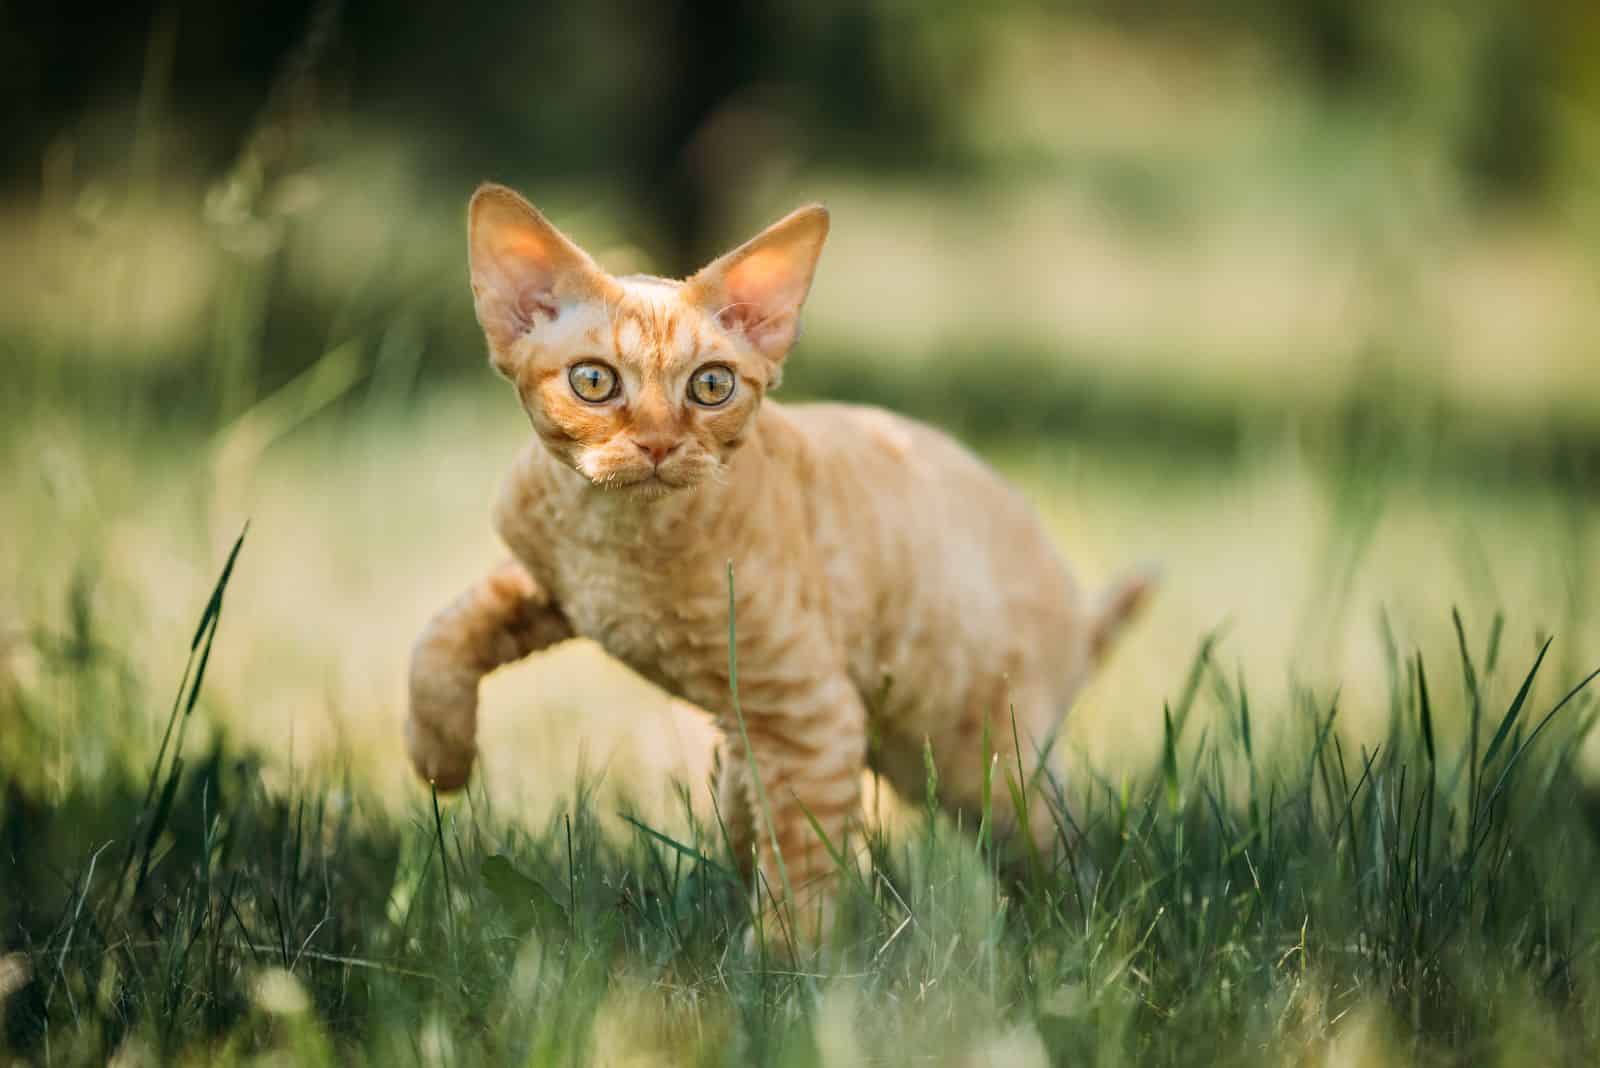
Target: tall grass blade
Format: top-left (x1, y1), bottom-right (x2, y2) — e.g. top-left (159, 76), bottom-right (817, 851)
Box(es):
top-left (1481, 636), bottom-right (1552, 769)
top-left (621, 814), bottom-right (737, 883)
top-left (1237, 668), bottom-right (1253, 760)
top-left (430, 783), bottom-right (455, 942)
top-left (1452, 608), bottom-right (1481, 710)
top-left (111, 525), bottom-right (248, 912)
top-left (1171, 625), bottom-right (1225, 741)
top-left (1484, 611), bottom-right (1506, 675)
top-left (1415, 652), bottom-right (1436, 768)
top-left (1479, 662), bottom-right (1600, 816)
top-left (1004, 770), bottom-right (1046, 889)
top-left (1162, 702), bottom-right (1179, 815)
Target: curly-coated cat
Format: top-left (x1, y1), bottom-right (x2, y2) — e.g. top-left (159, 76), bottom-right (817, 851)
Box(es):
top-left (407, 183), bottom-right (1154, 945)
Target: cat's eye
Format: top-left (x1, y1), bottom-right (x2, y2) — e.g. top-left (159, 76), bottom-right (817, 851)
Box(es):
top-left (568, 361), bottom-right (618, 403)
top-left (688, 364), bottom-right (736, 407)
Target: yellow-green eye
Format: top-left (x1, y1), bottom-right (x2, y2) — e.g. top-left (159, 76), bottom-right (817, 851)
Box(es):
top-left (688, 364), bottom-right (735, 407)
top-left (568, 362), bottom-right (618, 403)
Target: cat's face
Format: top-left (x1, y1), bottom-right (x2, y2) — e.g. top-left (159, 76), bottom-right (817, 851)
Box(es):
top-left (467, 184), bottom-right (828, 496)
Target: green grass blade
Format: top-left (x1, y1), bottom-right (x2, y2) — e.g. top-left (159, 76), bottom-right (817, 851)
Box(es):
top-left (1480, 662), bottom-right (1600, 815)
top-left (1162, 702), bottom-right (1180, 815)
top-left (621, 814), bottom-right (739, 884)
top-left (1452, 608), bottom-right (1481, 711)
top-left (1171, 625), bottom-right (1226, 741)
top-left (430, 783), bottom-right (456, 942)
top-left (1238, 667), bottom-right (1253, 760)
top-left (1416, 651), bottom-right (1436, 768)
top-left (1004, 770), bottom-right (1046, 889)
top-left (1481, 636), bottom-right (1552, 769)
top-left (1484, 611), bottom-right (1506, 675)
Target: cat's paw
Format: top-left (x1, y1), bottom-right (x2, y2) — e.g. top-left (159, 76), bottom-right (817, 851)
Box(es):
top-left (407, 644), bottom-right (482, 791)
top-left (404, 714), bottom-right (477, 792)
top-left (743, 916), bottom-right (812, 964)
top-left (741, 895), bottom-right (837, 966)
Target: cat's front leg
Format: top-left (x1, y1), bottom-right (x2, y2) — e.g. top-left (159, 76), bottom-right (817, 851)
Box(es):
top-left (727, 673), bottom-right (867, 951)
top-left (713, 742), bottom-right (757, 883)
top-left (407, 558), bottom-right (572, 790)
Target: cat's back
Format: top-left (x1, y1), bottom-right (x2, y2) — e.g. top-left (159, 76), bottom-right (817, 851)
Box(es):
top-left (776, 401), bottom-right (1036, 523)
top-left (769, 399), bottom-right (1081, 609)
top-left (768, 399), bottom-right (1092, 766)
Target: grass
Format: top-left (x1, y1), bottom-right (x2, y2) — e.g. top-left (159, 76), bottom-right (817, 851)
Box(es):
top-left (5, 516), bottom-right (1600, 1065)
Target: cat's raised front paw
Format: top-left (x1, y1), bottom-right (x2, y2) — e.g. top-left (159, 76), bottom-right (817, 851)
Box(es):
top-left (405, 716), bottom-right (476, 792)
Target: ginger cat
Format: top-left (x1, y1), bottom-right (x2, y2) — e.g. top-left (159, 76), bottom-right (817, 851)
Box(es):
top-left (407, 183), bottom-right (1153, 945)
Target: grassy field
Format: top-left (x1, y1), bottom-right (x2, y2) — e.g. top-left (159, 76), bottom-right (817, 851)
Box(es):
top-left (5, 364), bottom-right (1600, 1065)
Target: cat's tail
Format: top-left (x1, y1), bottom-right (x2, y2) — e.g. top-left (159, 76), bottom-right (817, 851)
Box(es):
top-left (1089, 563), bottom-right (1160, 663)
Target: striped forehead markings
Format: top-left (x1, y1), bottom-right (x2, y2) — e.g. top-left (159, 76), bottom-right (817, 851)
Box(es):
top-left (608, 299), bottom-right (703, 370)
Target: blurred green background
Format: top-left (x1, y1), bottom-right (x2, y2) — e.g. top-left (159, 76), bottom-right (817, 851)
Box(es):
top-left (3, 0), bottom-right (1600, 814)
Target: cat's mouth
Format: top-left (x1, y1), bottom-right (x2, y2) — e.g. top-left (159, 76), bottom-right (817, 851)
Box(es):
top-left (595, 470), bottom-right (690, 497)
top-left (578, 448), bottom-right (712, 497)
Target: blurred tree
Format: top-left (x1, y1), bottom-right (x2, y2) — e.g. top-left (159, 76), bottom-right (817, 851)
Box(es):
top-left (0, 0), bottom-right (326, 185)
top-left (1, 0), bottom-right (967, 269)
top-left (1280, 0), bottom-right (1386, 90)
top-left (5, 0), bottom-right (1590, 219)
top-left (1456, 8), bottom-right (1552, 201)
top-left (629, 0), bottom-right (769, 269)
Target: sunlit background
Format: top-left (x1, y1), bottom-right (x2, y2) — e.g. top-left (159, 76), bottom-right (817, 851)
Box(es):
top-left (4, 0), bottom-right (1600, 826)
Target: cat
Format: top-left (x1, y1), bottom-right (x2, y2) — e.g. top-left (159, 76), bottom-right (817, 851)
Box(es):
top-left (406, 182), bottom-right (1154, 946)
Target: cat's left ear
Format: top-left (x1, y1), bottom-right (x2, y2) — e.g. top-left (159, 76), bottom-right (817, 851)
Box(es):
top-left (686, 204), bottom-right (829, 364)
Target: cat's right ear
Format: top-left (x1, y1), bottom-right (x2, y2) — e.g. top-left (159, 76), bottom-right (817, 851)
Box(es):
top-left (468, 184), bottom-right (603, 353)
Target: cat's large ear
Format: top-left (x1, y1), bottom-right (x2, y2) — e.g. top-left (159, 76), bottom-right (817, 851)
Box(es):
top-left (685, 204), bottom-right (829, 364)
top-left (468, 183), bottom-right (603, 352)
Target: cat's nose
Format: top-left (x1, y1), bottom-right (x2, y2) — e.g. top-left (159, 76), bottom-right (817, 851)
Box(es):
top-left (633, 436), bottom-right (680, 465)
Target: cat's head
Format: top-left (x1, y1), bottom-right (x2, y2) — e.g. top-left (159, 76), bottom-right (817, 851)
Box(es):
top-left (467, 183), bottom-right (828, 496)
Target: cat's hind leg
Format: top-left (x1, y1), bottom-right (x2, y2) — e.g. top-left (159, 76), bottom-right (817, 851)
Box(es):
top-left (931, 690), bottom-right (1080, 879)
top-left (407, 558), bottom-right (572, 790)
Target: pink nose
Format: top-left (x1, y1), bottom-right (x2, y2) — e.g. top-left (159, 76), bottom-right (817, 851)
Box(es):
top-left (634, 438), bottom-right (678, 465)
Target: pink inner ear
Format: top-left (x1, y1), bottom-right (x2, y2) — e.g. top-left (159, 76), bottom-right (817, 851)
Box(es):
top-left (716, 303), bottom-right (796, 358)
top-left (476, 269), bottom-right (558, 347)
top-left (493, 233), bottom-right (560, 311)
top-left (724, 248), bottom-right (803, 311)
top-left (714, 247), bottom-right (808, 357)
top-left (511, 286), bottom-right (559, 326)
top-left (475, 233), bottom-right (565, 343)
top-left (715, 302), bottom-right (776, 334)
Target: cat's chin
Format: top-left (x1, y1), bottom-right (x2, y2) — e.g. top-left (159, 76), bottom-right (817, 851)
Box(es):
top-left (592, 472), bottom-right (693, 500)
